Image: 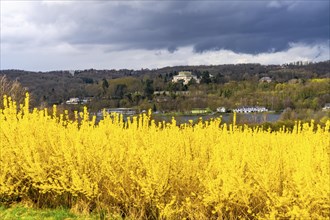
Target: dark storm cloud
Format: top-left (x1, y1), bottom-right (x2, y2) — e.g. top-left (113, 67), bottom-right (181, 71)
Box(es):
top-left (13, 1), bottom-right (330, 54)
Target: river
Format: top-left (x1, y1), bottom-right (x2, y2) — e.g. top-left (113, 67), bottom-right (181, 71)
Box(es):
top-left (151, 112), bottom-right (281, 125)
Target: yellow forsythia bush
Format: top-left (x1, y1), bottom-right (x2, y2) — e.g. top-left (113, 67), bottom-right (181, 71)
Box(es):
top-left (0, 93), bottom-right (329, 219)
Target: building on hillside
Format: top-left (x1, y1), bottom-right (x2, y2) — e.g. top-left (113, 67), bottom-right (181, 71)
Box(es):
top-left (81, 97), bottom-right (93, 104)
top-left (233, 106), bottom-right (268, 113)
top-left (191, 108), bottom-right (211, 114)
top-left (97, 108), bottom-right (137, 117)
top-left (65, 97), bottom-right (92, 105)
top-left (216, 107), bottom-right (226, 113)
top-left (259, 77), bottom-right (272, 83)
top-left (153, 91), bottom-right (190, 96)
top-left (322, 103), bottom-right (330, 111)
top-left (172, 71), bottom-right (200, 85)
top-left (66, 97), bottom-right (80, 105)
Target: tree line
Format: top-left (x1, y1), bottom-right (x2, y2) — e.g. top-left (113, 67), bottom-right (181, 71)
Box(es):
top-left (1, 61), bottom-right (329, 117)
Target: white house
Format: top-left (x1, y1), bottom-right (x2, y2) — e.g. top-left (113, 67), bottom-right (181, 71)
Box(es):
top-left (66, 97), bottom-right (80, 105)
top-left (322, 103), bottom-right (330, 111)
top-left (172, 71), bottom-right (200, 85)
top-left (216, 107), bottom-right (226, 113)
top-left (233, 106), bottom-right (268, 113)
top-left (97, 108), bottom-right (137, 117)
top-left (259, 77), bottom-right (272, 83)
top-left (81, 97), bottom-right (93, 104)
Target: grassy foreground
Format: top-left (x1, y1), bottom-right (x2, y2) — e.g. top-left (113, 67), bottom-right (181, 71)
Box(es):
top-left (0, 205), bottom-right (81, 220)
top-left (0, 205), bottom-right (122, 220)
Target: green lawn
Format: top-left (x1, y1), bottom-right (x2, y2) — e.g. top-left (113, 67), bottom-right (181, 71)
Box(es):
top-left (0, 205), bottom-right (118, 220)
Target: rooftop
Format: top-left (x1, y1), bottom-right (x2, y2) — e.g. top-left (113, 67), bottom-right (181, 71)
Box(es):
top-left (177, 71), bottom-right (192, 77)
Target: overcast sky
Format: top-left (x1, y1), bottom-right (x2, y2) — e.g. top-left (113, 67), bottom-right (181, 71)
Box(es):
top-left (1, 0), bottom-right (329, 71)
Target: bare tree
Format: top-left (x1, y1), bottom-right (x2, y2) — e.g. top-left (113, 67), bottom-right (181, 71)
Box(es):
top-left (0, 75), bottom-right (27, 107)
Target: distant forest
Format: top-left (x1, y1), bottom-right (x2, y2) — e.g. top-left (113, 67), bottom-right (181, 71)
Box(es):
top-left (1, 61), bottom-right (329, 118)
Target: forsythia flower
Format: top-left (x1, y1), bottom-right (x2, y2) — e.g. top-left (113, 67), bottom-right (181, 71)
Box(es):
top-left (0, 94), bottom-right (329, 219)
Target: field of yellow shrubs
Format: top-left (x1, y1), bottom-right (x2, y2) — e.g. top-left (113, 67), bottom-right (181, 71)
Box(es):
top-left (0, 94), bottom-right (329, 219)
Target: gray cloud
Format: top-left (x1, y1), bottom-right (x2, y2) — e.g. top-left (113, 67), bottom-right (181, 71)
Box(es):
top-left (8, 1), bottom-right (327, 54)
top-left (1, 0), bottom-right (329, 70)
